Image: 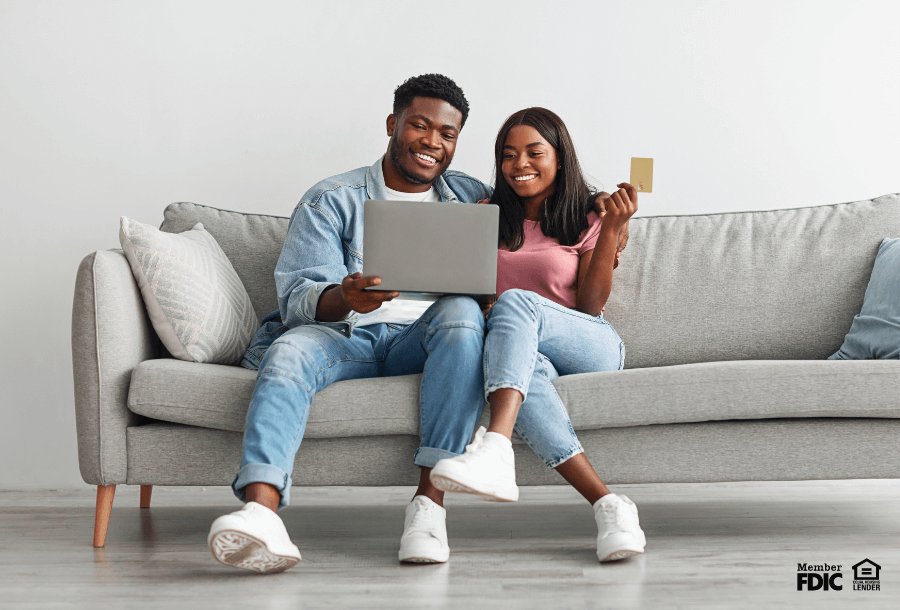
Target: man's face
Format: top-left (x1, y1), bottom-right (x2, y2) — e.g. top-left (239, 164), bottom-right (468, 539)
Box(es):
top-left (385, 96), bottom-right (462, 191)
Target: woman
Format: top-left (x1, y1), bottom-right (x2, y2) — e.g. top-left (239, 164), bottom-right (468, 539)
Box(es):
top-left (430, 107), bottom-right (644, 562)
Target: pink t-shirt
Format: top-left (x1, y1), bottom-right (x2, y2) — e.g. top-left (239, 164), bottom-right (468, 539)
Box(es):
top-left (496, 212), bottom-right (603, 308)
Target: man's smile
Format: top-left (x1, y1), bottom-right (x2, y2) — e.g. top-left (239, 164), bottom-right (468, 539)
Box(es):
top-left (414, 152), bottom-right (439, 167)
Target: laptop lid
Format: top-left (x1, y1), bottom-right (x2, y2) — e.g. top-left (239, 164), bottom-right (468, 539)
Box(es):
top-left (362, 200), bottom-right (498, 295)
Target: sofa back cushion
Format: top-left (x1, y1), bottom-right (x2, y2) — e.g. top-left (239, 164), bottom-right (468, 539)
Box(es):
top-left (606, 194), bottom-right (900, 368)
top-left (159, 195), bottom-right (900, 368)
top-left (160, 202), bottom-right (289, 320)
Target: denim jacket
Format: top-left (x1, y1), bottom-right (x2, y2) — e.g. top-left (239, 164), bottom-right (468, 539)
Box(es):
top-left (242, 156), bottom-right (492, 369)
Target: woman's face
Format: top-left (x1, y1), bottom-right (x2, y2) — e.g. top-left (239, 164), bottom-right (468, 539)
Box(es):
top-left (501, 124), bottom-right (559, 208)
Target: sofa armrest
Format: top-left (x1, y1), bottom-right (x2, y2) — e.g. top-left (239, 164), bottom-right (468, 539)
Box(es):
top-left (72, 250), bottom-right (159, 486)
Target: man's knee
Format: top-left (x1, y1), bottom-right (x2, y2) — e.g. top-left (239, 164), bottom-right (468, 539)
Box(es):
top-left (429, 296), bottom-right (485, 331)
top-left (258, 328), bottom-right (330, 375)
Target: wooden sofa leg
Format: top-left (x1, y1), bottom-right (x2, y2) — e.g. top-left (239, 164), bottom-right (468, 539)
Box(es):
top-left (93, 485), bottom-right (116, 548)
top-left (140, 485), bottom-right (152, 508)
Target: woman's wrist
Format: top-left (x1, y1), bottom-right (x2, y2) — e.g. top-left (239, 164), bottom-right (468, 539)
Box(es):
top-left (595, 227), bottom-right (619, 252)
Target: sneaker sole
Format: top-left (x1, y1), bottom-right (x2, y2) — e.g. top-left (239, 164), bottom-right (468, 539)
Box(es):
top-left (599, 548), bottom-right (643, 562)
top-left (399, 556), bottom-right (447, 564)
top-left (209, 530), bottom-right (300, 574)
top-left (430, 472), bottom-right (518, 502)
top-left (398, 551), bottom-right (449, 564)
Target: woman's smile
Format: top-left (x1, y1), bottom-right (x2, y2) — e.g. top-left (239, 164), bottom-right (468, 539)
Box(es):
top-left (501, 125), bottom-right (558, 208)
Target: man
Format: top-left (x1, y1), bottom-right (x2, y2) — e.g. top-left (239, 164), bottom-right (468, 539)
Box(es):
top-left (207, 74), bottom-right (492, 573)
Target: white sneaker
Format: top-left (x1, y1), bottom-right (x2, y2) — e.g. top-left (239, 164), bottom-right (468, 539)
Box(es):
top-left (208, 502), bottom-right (301, 574)
top-left (594, 493), bottom-right (646, 562)
top-left (429, 426), bottom-right (519, 502)
top-left (398, 496), bottom-right (449, 564)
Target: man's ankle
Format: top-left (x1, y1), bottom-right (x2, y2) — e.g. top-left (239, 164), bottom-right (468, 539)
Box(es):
top-left (487, 421), bottom-right (514, 440)
top-left (244, 482), bottom-right (281, 512)
top-left (414, 468), bottom-right (445, 507)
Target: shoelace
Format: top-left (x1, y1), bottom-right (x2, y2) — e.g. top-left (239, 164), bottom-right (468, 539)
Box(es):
top-left (600, 501), bottom-right (626, 531)
top-left (464, 426), bottom-right (488, 454)
top-left (408, 500), bottom-right (436, 532)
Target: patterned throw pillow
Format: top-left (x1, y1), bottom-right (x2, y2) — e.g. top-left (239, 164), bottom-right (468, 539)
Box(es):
top-left (119, 217), bottom-right (259, 365)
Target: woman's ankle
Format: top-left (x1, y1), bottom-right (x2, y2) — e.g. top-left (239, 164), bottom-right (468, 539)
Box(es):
top-left (487, 388), bottom-right (524, 438)
top-left (553, 453), bottom-right (610, 505)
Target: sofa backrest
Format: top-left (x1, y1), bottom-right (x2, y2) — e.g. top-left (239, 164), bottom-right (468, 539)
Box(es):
top-left (160, 194), bottom-right (900, 368)
top-left (606, 194), bottom-right (900, 368)
top-left (160, 202), bottom-right (289, 319)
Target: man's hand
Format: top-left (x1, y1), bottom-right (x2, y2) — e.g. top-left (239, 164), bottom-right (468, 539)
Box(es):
top-left (340, 272), bottom-right (398, 314)
top-left (475, 293), bottom-right (496, 319)
top-left (593, 191), bottom-right (612, 217)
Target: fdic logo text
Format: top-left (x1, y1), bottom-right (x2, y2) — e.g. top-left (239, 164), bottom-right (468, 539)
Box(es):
top-left (797, 564), bottom-right (842, 591)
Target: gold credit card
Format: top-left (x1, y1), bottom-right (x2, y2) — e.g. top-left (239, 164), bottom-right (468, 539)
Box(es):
top-left (630, 158), bottom-right (653, 193)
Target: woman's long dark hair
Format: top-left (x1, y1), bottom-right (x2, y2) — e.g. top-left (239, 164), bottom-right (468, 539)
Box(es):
top-left (490, 107), bottom-right (595, 251)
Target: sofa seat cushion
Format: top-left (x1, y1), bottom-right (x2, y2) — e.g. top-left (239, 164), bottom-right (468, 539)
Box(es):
top-left (555, 359), bottom-right (900, 429)
top-left (127, 358), bottom-right (421, 438)
top-left (128, 359), bottom-right (900, 438)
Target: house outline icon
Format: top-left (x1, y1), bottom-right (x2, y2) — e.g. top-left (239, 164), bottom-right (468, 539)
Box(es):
top-left (852, 559), bottom-right (881, 580)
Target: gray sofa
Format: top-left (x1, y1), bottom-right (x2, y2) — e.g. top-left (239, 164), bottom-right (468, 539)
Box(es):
top-left (72, 195), bottom-right (900, 547)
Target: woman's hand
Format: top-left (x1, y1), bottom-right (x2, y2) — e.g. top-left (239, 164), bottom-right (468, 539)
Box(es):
top-left (594, 189), bottom-right (631, 269)
top-left (574, 183), bottom-right (637, 316)
top-left (603, 183), bottom-right (638, 233)
top-left (614, 221), bottom-right (629, 269)
top-left (603, 183), bottom-right (637, 268)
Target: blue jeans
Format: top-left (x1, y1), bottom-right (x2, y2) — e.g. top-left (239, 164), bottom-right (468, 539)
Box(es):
top-left (234, 296), bottom-right (486, 509)
top-left (484, 289), bottom-right (625, 468)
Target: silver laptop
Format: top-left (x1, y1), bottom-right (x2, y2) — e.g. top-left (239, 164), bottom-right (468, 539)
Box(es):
top-left (362, 200), bottom-right (498, 295)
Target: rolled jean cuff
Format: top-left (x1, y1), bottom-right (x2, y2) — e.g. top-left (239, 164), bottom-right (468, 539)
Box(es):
top-left (232, 463), bottom-right (292, 510)
top-left (545, 445), bottom-right (585, 469)
top-left (484, 381), bottom-right (529, 402)
top-left (414, 446), bottom-right (459, 469)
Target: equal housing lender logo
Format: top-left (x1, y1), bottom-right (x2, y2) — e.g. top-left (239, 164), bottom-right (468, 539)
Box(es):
top-left (796, 559), bottom-right (882, 592)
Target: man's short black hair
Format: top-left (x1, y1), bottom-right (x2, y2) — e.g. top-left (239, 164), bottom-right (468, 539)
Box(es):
top-left (393, 73), bottom-right (469, 129)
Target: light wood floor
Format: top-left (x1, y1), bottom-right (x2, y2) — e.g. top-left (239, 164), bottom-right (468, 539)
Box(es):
top-left (1, 481), bottom-right (897, 609)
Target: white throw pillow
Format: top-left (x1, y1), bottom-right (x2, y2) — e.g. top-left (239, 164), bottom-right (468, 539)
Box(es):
top-left (119, 216), bottom-right (259, 365)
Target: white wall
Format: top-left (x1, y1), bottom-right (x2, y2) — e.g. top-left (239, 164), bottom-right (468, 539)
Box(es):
top-left (1, 0), bottom-right (898, 489)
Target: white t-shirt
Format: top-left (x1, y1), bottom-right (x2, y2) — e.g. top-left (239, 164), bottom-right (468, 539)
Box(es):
top-left (355, 186), bottom-right (441, 327)
top-left (382, 185), bottom-right (441, 202)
